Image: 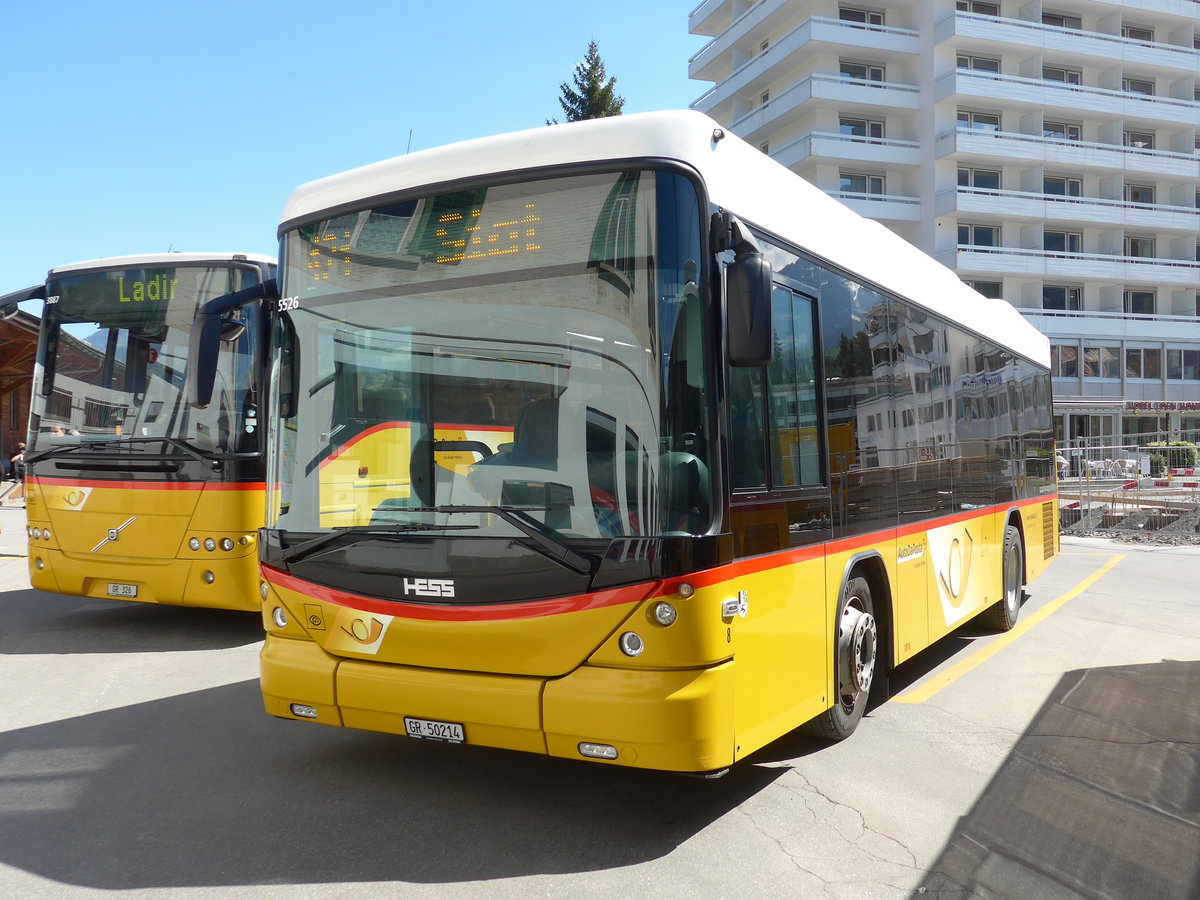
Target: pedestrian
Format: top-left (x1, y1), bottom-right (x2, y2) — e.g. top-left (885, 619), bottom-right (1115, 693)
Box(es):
top-left (8, 441), bottom-right (25, 482)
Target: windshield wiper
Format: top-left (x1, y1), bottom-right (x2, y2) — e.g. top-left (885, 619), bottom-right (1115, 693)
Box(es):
top-left (100, 437), bottom-right (221, 466)
top-left (280, 522), bottom-right (480, 564)
top-left (407, 505), bottom-right (596, 575)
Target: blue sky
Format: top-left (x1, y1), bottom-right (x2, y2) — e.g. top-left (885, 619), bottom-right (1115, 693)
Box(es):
top-left (6, 1), bottom-right (707, 311)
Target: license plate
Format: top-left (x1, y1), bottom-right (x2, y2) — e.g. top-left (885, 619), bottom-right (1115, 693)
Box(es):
top-left (107, 582), bottom-right (138, 598)
top-left (404, 716), bottom-right (465, 743)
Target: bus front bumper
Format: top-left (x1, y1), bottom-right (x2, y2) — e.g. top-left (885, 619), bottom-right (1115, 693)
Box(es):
top-left (260, 635), bottom-right (736, 772)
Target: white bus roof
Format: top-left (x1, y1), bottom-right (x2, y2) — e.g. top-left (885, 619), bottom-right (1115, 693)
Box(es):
top-left (280, 111), bottom-right (1048, 367)
top-left (49, 252), bottom-right (276, 276)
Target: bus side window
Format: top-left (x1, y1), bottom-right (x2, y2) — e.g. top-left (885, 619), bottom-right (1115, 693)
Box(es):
top-left (729, 366), bottom-right (767, 490)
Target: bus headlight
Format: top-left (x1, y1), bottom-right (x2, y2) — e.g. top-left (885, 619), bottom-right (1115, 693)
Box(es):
top-left (272, 606), bottom-right (288, 628)
top-left (651, 601), bottom-right (677, 626)
top-left (202, 571), bottom-right (216, 584)
top-left (31, 528), bottom-right (41, 540)
top-left (260, 581), bottom-right (269, 600)
top-left (619, 632), bottom-right (644, 657)
top-left (42, 528), bottom-right (52, 541)
top-left (220, 538), bottom-right (235, 551)
top-left (189, 537), bottom-right (201, 551)
top-left (204, 538), bottom-right (216, 552)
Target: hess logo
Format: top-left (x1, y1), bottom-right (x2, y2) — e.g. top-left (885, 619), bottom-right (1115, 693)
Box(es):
top-left (403, 578), bottom-right (455, 599)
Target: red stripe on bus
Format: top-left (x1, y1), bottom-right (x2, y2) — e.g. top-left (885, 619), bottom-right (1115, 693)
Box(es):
top-left (263, 493), bottom-right (1055, 620)
top-left (27, 476), bottom-right (265, 492)
top-left (261, 564), bottom-right (660, 621)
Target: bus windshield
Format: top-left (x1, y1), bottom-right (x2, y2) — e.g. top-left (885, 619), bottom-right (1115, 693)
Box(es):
top-left (31, 265), bottom-right (260, 455)
top-left (271, 168), bottom-right (713, 542)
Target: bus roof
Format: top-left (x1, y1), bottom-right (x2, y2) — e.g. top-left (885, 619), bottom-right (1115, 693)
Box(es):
top-left (48, 252), bottom-right (276, 276)
top-left (280, 111), bottom-right (1048, 367)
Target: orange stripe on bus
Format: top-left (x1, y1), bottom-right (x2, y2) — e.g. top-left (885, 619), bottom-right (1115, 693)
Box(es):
top-left (27, 476), bottom-right (265, 492)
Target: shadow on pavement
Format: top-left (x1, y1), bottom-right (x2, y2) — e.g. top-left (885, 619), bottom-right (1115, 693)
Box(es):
top-left (0, 680), bottom-right (784, 889)
top-left (0, 586), bottom-right (263, 654)
top-left (913, 659), bottom-right (1200, 898)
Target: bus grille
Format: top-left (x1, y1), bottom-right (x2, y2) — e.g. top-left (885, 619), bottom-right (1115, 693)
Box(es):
top-left (1042, 501), bottom-right (1055, 559)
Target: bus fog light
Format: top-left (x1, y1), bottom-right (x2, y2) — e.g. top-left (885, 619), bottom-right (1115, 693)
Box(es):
top-left (220, 538), bottom-right (235, 551)
top-left (290, 704), bottom-right (318, 719)
top-left (260, 581), bottom-right (269, 600)
top-left (272, 606), bottom-right (288, 628)
top-left (31, 528), bottom-right (41, 540)
top-left (204, 538), bottom-right (216, 551)
top-left (202, 571), bottom-right (216, 584)
top-left (35, 558), bottom-right (44, 570)
top-left (619, 632), bottom-right (644, 657)
top-left (651, 601), bottom-right (677, 626)
top-left (42, 528), bottom-right (52, 541)
top-left (189, 538), bottom-right (201, 551)
top-left (239, 535), bottom-right (251, 546)
top-left (578, 742), bottom-right (618, 760)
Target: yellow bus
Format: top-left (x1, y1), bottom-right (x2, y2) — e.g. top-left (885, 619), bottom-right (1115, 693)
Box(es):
top-left (196, 112), bottom-right (1057, 771)
top-left (14, 252), bottom-right (276, 610)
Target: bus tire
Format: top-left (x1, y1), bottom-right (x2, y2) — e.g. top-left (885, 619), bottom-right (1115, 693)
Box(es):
top-left (804, 575), bottom-right (877, 741)
top-left (982, 524), bottom-right (1023, 632)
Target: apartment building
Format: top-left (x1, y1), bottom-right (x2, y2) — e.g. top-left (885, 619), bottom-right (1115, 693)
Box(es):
top-left (688, 0), bottom-right (1200, 447)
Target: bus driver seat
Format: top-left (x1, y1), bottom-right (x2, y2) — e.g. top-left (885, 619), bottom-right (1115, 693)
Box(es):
top-left (482, 397), bottom-right (560, 471)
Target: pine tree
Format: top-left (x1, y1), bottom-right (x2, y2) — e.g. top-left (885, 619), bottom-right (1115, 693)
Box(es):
top-left (549, 40), bottom-right (625, 124)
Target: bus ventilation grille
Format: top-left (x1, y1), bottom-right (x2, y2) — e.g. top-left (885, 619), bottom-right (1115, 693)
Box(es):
top-left (1042, 501), bottom-right (1055, 559)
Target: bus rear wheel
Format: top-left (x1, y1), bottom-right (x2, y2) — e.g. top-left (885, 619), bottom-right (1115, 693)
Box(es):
top-left (805, 575), bottom-right (877, 741)
top-left (982, 524), bottom-right (1023, 632)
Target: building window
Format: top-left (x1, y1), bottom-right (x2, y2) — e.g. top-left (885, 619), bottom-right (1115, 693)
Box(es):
top-left (1125, 348), bottom-right (1142, 377)
top-left (957, 110), bottom-right (1001, 131)
top-left (1083, 346), bottom-right (1121, 378)
top-left (1122, 76), bottom-right (1155, 96)
top-left (1044, 231), bottom-right (1082, 253)
top-left (957, 54), bottom-right (1000, 73)
top-left (967, 281), bottom-right (1003, 298)
top-left (958, 167), bottom-right (1001, 189)
top-left (839, 117), bottom-right (884, 140)
top-left (1123, 130), bottom-right (1155, 149)
top-left (1043, 121), bottom-right (1081, 141)
top-left (1043, 12), bottom-right (1082, 29)
top-left (1043, 285), bottom-right (1082, 310)
top-left (840, 172), bottom-right (885, 194)
top-left (760, 39), bottom-right (769, 53)
top-left (1125, 290), bottom-right (1155, 314)
top-left (1125, 236), bottom-right (1156, 258)
top-left (760, 90), bottom-right (770, 106)
top-left (1044, 175), bottom-right (1081, 196)
top-left (1167, 350), bottom-right (1200, 380)
top-left (1050, 344), bottom-right (1078, 377)
top-left (1043, 66), bottom-right (1082, 85)
top-left (840, 61), bottom-right (885, 82)
top-left (957, 1), bottom-right (1000, 15)
top-left (1124, 184), bottom-right (1155, 206)
top-left (840, 7), bottom-right (884, 25)
top-left (760, 142), bottom-right (769, 154)
top-left (958, 223), bottom-right (999, 246)
top-left (1121, 25), bottom-right (1154, 42)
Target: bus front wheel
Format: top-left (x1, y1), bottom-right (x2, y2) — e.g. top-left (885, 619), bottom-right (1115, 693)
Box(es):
top-left (805, 575), bottom-right (877, 741)
top-left (982, 524), bottom-right (1024, 632)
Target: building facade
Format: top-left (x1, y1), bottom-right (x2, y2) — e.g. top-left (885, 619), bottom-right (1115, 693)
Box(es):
top-left (689, 0), bottom-right (1200, 449)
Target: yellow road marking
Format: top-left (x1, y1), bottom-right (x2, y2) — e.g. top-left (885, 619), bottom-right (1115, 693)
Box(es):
top-left (893, 554), bottom-right (1125, 705)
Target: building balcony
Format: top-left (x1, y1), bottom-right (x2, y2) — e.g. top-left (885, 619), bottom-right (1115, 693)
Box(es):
top-left (936, 127), bottom-right (1200, 179)
top-left (688, 0), bottom-right (731, 38)
top-left (691, 16), bottom-right (919, 117)
top-left (937, 71), bottom-right (1200, 127)
top-left (1090, 0), bottom-right (1200, 19)
top-left (691, 12), bottom-right (919, 83)
top-left (944, 245), bottom-right (1200, 286)
top-left (827, 190), bottom-right (923, 223)
top-left (939, 11), bottom-right (1200, 73)
top-left (1024, 309), bottom-right (1200, 343)
top-left (939, 187), bottom-right (1200, 232)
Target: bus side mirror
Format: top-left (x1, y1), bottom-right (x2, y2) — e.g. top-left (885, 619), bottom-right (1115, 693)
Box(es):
top-left (188, 278), bottom-right (278, 409)
top-left (727, 244), bottom-right (773, 368)
top-left (0, 303), bottom-right (19, 322)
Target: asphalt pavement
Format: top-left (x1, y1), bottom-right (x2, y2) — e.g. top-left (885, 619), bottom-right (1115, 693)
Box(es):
top-left (1, 503), bottom-right (1197, 899)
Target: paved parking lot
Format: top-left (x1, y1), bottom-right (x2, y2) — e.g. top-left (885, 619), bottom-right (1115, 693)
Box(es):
top-left (1, 503), bottom-right (1197, 899)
